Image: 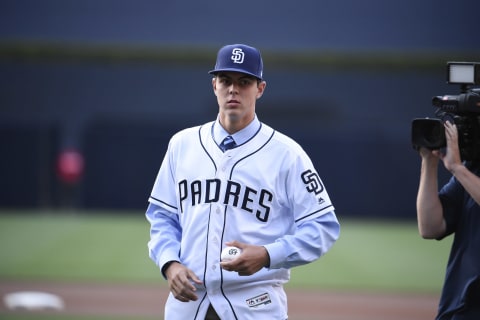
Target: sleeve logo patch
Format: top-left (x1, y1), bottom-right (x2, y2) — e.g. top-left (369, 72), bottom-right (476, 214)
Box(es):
top-left (246, 292), bottom-right (272, 308)
top-left (301, 169), bottom-right (324, 195)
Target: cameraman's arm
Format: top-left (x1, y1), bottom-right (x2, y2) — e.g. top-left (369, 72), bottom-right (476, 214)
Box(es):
top-left (416, 148), bottom-right (446, 239)
top-left (442, 121), bottom-right (480, 206)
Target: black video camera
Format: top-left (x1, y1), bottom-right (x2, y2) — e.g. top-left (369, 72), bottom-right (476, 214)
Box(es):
top-left (411, 62), bottom-right (480, 161)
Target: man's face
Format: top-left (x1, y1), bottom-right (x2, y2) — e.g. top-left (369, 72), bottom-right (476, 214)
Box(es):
top-left (212, 72), bottom-right (266, 127)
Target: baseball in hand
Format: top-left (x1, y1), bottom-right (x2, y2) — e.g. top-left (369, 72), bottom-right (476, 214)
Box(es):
top-left (221, 246), bottom-right (242, 262)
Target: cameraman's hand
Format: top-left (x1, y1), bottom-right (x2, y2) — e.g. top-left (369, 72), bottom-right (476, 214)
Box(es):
top-left (437, 121), bottom-right (480, 207)
top-left (419, 146), bottom-right (438, 161)
top-left (437, 121), bottom-right (462, 173)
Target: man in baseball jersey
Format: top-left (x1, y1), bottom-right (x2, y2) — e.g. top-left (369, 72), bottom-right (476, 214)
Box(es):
top-left (146, 44), bottom-right (340, 319)
top-left (416, 121), bottom-right (480, 319)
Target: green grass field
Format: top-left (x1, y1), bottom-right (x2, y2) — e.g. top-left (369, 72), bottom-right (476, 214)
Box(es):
top-left (0, 210), bottom-right (452, 294)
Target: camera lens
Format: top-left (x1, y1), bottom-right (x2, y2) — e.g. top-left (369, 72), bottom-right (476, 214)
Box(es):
top-left (411, 118), bottom-right (446, 149)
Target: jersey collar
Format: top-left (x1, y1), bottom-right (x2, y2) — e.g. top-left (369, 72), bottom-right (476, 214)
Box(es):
top-left (213, 115), bottom-right (261, 146)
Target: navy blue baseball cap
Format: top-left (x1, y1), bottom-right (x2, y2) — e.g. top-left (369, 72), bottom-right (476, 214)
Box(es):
top-left (209, 44), bottom-right (264, 80)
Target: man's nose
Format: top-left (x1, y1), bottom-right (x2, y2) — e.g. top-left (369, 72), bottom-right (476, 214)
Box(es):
top-left (228, 82), bottom-right (239, 94)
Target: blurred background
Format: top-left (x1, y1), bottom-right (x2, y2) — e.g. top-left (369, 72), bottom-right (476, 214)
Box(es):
top-left (1, 0), bottom-right (479, 218)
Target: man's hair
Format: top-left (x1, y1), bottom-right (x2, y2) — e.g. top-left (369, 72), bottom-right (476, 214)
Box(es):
top-left (213, 73), bottom-right (263, 86)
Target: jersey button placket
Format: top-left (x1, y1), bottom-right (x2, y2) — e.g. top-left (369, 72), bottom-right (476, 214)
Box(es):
top-left (205, 198), bottom-right (225, 290)
top-left (219, 157), bottom-right (232, 177)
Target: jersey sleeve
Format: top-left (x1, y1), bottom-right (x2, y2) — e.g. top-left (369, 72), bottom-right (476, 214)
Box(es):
top-left (263, 139), bottom-right (339, 269)
top-left (145, 202), bottom-right (182, 273)
top-left (288, 147), bottom-right (335, 223)
top-left (148, 137), bottom-right (179, 213)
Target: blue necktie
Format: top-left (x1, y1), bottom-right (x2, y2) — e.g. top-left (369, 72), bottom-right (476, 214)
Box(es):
top-left (220, 135), bottom-right (236, 151)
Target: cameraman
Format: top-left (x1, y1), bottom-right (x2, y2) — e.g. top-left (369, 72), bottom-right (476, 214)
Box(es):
top-left (416, 120), bottom-right (480, 320)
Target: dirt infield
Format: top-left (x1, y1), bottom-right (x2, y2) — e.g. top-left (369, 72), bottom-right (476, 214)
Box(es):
top-left (0, 280), bottom-right (439, 319)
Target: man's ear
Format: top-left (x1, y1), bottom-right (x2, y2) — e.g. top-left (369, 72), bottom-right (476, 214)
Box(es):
top-left (212, 77), bottom-right (217, 95)
top-left (256, 81), bottom-right (266, 99)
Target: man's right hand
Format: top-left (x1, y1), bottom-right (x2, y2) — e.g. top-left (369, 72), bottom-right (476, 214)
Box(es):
top-left (165, 262), bottom-right (203, 302)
